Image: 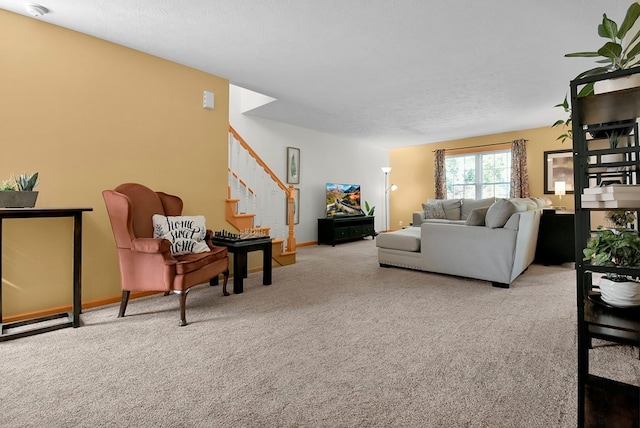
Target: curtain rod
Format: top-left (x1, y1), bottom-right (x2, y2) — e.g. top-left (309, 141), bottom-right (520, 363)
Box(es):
top-left (432, 139), bottom-right (528, 152)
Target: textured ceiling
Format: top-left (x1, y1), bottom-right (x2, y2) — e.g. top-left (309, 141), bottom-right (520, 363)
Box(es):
top-left (1, 0), bottom-right (633, 147)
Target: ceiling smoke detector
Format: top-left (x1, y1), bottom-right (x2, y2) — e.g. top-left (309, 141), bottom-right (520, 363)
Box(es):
top-left (25, 3), bottom-right (48, 17)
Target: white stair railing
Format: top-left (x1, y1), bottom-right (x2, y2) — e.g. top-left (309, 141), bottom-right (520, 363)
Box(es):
top-left (227, 126), bottom-right (296, 253)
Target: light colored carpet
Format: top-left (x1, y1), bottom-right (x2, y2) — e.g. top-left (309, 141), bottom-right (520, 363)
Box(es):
top-left (0, 239), bottom-right (638, 427)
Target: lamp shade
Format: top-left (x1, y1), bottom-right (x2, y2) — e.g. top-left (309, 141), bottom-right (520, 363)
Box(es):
top-left (381, 167), bottom-right (391, 173)
top-left (554, 181), bottom-right (566, 196)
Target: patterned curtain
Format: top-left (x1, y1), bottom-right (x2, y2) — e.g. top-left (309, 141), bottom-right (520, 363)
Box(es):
top-left (510, 139), bottom-right (529, 198)
top-left (434, 149), bottom-right (446, 199)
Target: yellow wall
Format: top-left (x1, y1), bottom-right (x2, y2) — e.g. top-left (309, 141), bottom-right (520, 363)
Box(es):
top-left (0, 11), bottom-right (229, 316)
top-left (389, 126), bottom-right (574, 228)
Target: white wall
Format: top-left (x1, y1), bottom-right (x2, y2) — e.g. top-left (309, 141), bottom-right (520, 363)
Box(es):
top-left (229, 85), bottom-right (389, 243)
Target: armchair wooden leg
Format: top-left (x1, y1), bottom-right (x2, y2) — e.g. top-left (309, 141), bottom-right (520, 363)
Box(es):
top-left (118, 290), bottom-right (130, 318)
top-left (222, 269), bottom-right (230, 296)
top-left (178, 291), bottom-right (188, 327)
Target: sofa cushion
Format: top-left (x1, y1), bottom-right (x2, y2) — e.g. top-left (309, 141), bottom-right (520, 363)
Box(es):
top-left (530, 196), bottom-right (552, 209)
top-left (461, 197), bottom-right (496, 220)
top-left (510, 198), bottom-right (538, 212)
top-left (427, 198), bottom-right (461, 220)
top-left (421, 202), bottom-right (446, 219)
top-left (424, 219), bottom-right (466, 225)
top-left (173, 246), bottom-right (228, 275)
top-left (464, 207), bottom-right (489, 226)
top-left (485, 199), bottom-right (516, 229)
top-left (376, 228), bottom-right (421, 252)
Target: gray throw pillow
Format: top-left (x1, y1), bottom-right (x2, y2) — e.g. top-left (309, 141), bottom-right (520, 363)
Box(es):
top-left (485, 199), bottom-right (516, 229)
top-left (427, 198), bottom-right (461, 220)
top-left (421, 202), bottom-right (446, 219)
top-left (464, 207), bottom-right (489, 226)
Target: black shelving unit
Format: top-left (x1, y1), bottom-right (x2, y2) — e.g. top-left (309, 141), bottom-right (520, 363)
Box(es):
top-left (570, 67), bottom-right (640, 428)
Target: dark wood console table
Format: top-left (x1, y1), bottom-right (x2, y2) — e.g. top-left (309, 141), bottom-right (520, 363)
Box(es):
top-left (0, 207), bottom-right (92, 341)
top-left (210, 236), bottom-right (272, 294)
top-left (317, 216), bottom-right (375, 246)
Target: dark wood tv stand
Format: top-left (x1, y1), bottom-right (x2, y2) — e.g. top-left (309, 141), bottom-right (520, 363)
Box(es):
top-left (317, 216), bottom-right (375, 246)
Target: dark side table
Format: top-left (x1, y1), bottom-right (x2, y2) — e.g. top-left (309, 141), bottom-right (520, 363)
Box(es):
top-left (535, 209), bottom-right (575, 265)
top-left (210, 237), bottom-right (272, 294)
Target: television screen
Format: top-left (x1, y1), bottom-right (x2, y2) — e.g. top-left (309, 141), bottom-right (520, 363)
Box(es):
top-left (326, 183), bottom-right (362, 216)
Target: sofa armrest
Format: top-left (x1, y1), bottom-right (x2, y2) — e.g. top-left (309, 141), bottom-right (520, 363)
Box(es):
top-left (420, 222), bottom-right (517, 284)
top-left (510, 210), bottom-right (541, 280)
top-left (420, 223), bottom-right (516, 256)
top-left (412, 211), bottom-right (425, 226)
top-left (503, 212), bottom-right (521, 231)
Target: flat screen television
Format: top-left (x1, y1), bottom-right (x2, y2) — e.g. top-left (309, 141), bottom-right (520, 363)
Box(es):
top-left (325, 183), bottom-right (362, 217)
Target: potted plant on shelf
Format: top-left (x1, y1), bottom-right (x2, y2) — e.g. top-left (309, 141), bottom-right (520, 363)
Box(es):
top-left (583, 226), bottom-right (640, 307)
top-left (0, 172), bottom-right (40, 208)
top-left (605, 209), bottom-right (637, 229)
top-left (565, 2), bottom-right (640, 95)
top-left (553, 2), bottom-right (640, 141)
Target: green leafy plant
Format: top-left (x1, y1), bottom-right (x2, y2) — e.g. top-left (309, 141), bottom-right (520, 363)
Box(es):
top-left (0, 172), bottom-right (39, 192)
top-left (554, 3), bottom-right (640, 142)
top-left (552, 95), bottom-right (573, 143)
top-left (364, 201), bottom-right (375, 216)
top-left (609, 131), bottom-right (620, 149)
top-left (565, 2), bottom-right (640, 95)
top-left (606, 210), bottom-right (637, 228)
top-left (583, 227), bottom-right (640, 280)
top-left (14, 172), bottom-right (39, 191)
top-left (0, 180), bottom-right (15, 191)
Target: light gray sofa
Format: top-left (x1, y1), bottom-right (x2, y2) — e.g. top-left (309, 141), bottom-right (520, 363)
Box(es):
top-left (377, 197), bottom-right (551, 288)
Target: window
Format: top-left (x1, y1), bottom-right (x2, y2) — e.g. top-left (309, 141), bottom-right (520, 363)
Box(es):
top-left (445, 149), bottom-right (511, 199)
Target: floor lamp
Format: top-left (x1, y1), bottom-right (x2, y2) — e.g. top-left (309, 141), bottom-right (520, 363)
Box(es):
top-left (381, 167), bottom-right (397, 231)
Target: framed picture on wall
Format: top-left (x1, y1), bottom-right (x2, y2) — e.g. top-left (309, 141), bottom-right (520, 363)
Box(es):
top-left (544, 149), bottom-right (575, 194)
top-left (287, 147), bottom-right (300, 184)
top-left (286, 188), bottom-right (300, 225)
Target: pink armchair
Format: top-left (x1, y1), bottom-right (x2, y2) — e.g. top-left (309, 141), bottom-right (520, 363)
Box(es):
top-left (102, 183), bottom-right (229, 326)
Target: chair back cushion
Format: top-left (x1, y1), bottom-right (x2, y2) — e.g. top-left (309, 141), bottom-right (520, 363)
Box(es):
top-left (114, 183), bottom-right (174, 238)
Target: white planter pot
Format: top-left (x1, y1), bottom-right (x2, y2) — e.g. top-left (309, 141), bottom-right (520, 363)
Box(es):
top-left (599, 277), bottom-right (640, 307)
top-left (595, 73), bottom-right (640, 94)
top-left (601, 153), bottom-right (624, 163)
top-left (601, 153), bottom-right (626, 172)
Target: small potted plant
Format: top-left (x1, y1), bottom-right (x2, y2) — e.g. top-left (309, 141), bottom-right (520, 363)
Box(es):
top-left (583, 226), bottom-right (640, 307)
top-left (605, 209), bottom-right (637, 229)
top-left (0, 172), bottom-right (40, 208)
top-left (554, 3), bottom-right (640, 142)
top-left (364, 201), bottom-right (375, 216)
top-left (565, 2), bottom-right (640, 95)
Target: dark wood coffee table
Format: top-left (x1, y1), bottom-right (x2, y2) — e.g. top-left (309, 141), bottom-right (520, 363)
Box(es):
top-left (210, 237), bottom-right (272, 294)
